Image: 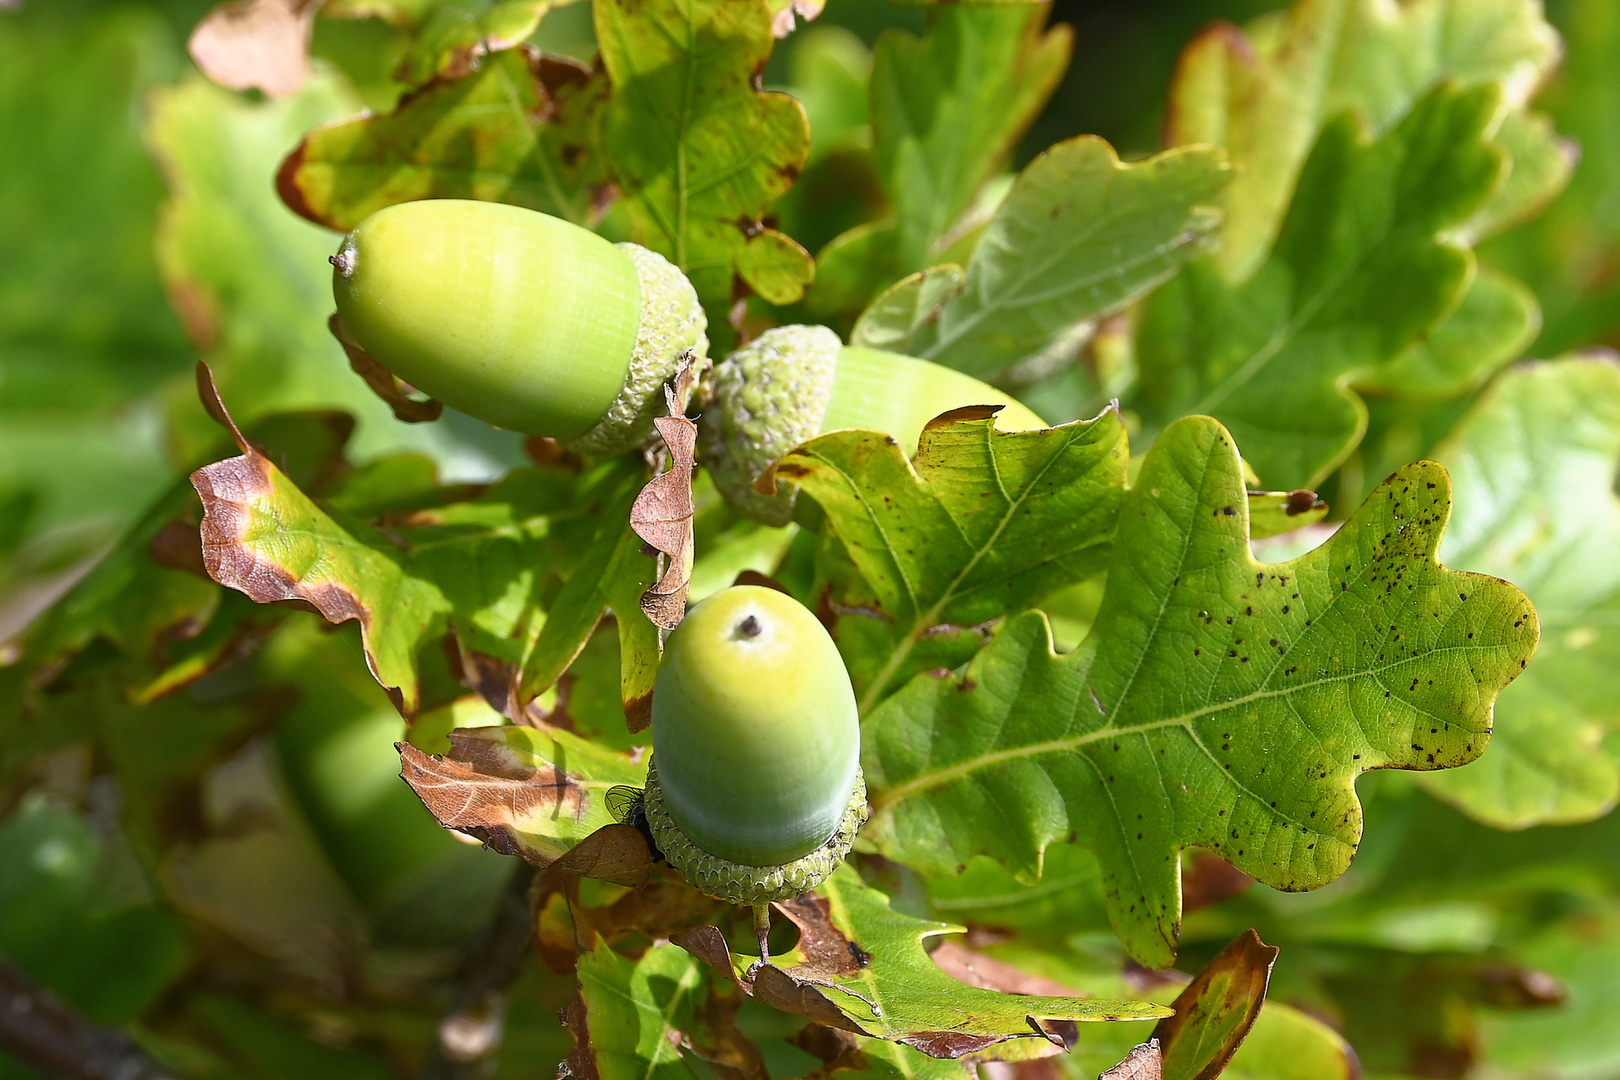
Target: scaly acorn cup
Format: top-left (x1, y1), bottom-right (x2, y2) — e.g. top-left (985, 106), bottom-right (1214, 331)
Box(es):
top-left (643, 585), bottom-right (867, 957)
top-left (330, 199), bottom-right (708, 459)
top-left (698, 324), bottom-right (1048, 523)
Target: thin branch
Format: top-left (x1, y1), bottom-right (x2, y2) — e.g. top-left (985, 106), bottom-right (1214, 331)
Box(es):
top-left (421, 861), bottom-right (541, 1080)
top-left (0, 954), bottom-right (176, 1080)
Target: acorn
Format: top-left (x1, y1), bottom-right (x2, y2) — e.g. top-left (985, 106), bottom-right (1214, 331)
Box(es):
top-left (698, 324), bottom-right (1048, 524)
top-left (330, 199), bottom-right (708, 459)
top-left (642, 584), bottom-right (867, 959)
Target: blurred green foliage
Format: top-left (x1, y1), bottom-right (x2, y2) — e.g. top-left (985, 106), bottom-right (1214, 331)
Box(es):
top-left (4, 0), bottom-right (1620, 1078)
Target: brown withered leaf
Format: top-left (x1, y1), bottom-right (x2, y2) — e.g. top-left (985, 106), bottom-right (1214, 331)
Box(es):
top-left (631, 368), bottom-right (704, 630)
top-left (549, 824), bottom-right (653, 887)
top-left (396, 724), bottom-right (645, 866)
top-left (752, 966), bottom-right (867, 1036)
top-left (1151, 930), bottom-right (1278, 1080)
top-left (1102, 1040), bottom-right (1163, 1080)
top-left (188, 0), bottom-right (317, 98)
top-left (328, 314), bottom-right (444, 424)
top-left (672, 924), bottom-right (745, 987)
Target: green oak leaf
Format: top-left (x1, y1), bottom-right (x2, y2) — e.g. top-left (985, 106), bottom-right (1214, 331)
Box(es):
top-left (1480, 0), bottom-right (1620, 358)
top-left (777, 410), bottom-right (1127, 713)
top-left (748, 866), bottom-right (1166, 1055)
top-left (1166, 0), bottom-right (1561, 282)
top-left (278, 47), bottom-right (608, 233)
top-left (850, 265), bottom-right (965, 355)
top-left (595, 0), bottom-right (812, 306)
top-left (570, 940), bottom-right (705, 1080)
top-left (190, 432), bottom-right (648, 717)
top-left (1416, 356), bottom-right (1620, 826)
top-left (902, 141), bottom-right (1230, 381)
top-left (399, 718), bottom-right (646, 864)
top-left (1355, 265), bottom-right (1540, 401)
top-left (861, 415), bottom-right (1537, 968)
top-left (520, 468), bottom-right (660, 730)
top-left (810, 5), bottom-right (1070, 316)
top-left (1136, 83), bottom-right (1504, 489)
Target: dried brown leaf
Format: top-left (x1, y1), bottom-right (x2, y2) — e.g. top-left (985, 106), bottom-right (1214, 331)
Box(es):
top-left (631, 370), bottom-right (703, 629)
top-left (1102, 1040), bottom-right (1163, 1080)
top-left (1151, 930), bottom-right (1278, 1080)
top-left (188, 0), bottom-right (316, 98)
top-left (328, 315), bottom-right (444, 424)
top-left (549, 824), bottom-right (653, 887)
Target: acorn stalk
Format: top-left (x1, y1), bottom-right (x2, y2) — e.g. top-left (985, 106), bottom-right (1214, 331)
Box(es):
top-left (331, 199), bottom-right (707, 458)
top-left (640, 585), bottom-right (868, 963)
top-left (699, 325), bottom-right (1047, 523)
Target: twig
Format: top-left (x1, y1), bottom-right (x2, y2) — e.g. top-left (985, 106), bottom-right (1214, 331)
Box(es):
top-left (0, 954), bottom-right (176, 1080)
top-left (421, 861), bottom-right (541, 1080)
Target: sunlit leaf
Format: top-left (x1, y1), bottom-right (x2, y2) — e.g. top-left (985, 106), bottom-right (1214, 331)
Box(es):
top-left (596, 0), bottom-right (813, 305)
top-left (278, 47), bottom-right (608, 232)
top-left (779, 410), bottom-right (1127, 711)
top-left (862, 415), bottom-right (1537, 967)
top-left (1417, 356), bottom-right (1620, 825)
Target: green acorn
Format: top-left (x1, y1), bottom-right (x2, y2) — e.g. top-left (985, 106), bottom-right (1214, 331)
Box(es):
top-left (642, 585), bottom-right (867, 955)
top-left (699, 324), bottom-right (1048, 523)
top-left (331, 199), bottom-right (707, 459)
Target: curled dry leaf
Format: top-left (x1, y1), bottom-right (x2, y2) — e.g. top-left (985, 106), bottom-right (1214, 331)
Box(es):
top-left (1103, 1040), bottom-right (1163, 1080)
top-left (328, 315), bottom-right (443, 424)
top-left (188, 0), bottom-right (317, 98)
top-left (1150, 929), bottom-right (1278, 1080)
top-left (631, 361), bottom-right (706, 629)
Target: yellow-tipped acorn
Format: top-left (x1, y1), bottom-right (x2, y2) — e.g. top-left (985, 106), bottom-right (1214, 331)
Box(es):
top-left (642, 585), bottom-right (867, 906)
top-left (331, 200), bottom-right (707, 458)
top-left (699, 325), bottom-right (1048, 523)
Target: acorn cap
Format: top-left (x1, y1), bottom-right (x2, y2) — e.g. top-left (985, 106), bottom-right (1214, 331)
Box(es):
top-left (697, 324), bottom-right (840, 526)
top-left (699, 327), bottom-right (1049, 524)
top-left (641, 758), bottom-right (868, 905)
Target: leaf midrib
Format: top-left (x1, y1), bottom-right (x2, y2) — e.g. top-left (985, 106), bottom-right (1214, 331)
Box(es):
top-left (870, 640), bottom-right (1502, 810)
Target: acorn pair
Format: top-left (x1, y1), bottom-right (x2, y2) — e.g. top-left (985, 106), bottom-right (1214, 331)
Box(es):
top-left (332, 199), bottom-right (1046, 525)
top-left (332, 200), bottom-right (1044, 925)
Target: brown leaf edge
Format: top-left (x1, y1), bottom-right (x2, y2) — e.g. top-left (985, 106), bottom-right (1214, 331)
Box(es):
top-left (328, 314), bottom-right (444, 424)
top-left (189, 363), bottom-right (413, 713)
top-left (396, 731), bottom-right (651, 884)
top-left (1150, 929), bottom-right (1278, 1080)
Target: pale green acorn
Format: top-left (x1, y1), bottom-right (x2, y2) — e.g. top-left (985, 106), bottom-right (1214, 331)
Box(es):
top-left (330, 199), bottom-right (707, 459)
top-left (699, 324), bottom-right (1048, 524)
top-left (641, 584), bottom-right (867, 956)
